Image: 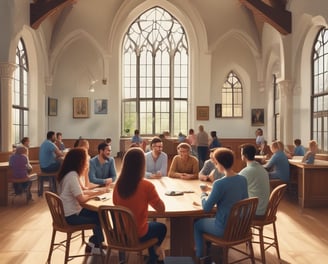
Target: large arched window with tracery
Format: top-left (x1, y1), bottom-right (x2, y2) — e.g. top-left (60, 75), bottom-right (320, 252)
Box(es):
top-left (12, 38), bottom-right (29, 145)
top-left (221, 71), bottom-right (243, 117)
top-left (122, 6), bottom-right (188, 136)
top-left (312, 28), bottom-right (328, 152)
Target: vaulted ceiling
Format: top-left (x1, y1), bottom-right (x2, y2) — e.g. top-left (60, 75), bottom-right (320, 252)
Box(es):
top-left (30, 0), bottom-right (291, 35)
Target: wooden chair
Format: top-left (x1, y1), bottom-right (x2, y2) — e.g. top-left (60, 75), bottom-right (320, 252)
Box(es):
top-left (251, 183), bottom-right (287, 264)
top-left (202, 197), bottom-right (258, 264)
top-left (45, 191), bottom-right (95, 264)
top-left (38, 171), bottom-right (57, 197)
top-left (9, 173), bottom-right (37, 205)
top-left (98, 205), bottom-right (159, 264)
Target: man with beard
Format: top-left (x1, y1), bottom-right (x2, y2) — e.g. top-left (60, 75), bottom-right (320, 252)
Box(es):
top-left (88, 142), bottom-right (117, 185)
top-left (145, 137), bottom-right (168, 179)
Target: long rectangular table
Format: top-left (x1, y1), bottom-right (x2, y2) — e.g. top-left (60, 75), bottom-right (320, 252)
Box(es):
top-left (84, 177), bottom-right (215, 257)
top-left (289, 159), bottom-right (328, 208)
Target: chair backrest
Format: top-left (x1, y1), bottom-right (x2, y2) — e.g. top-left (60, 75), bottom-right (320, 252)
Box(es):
top-left (265, 184), bottom-right (287, 222)
top-left (98, 205), bottom-right (141, 249)
top-left (223, 197), bottom-right (258, 241)
top-left (45, 191), bottom-right (68, 229)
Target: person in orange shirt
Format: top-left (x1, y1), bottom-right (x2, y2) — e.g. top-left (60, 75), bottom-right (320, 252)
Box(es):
top-left (113, 147), bottom-right (166, 264)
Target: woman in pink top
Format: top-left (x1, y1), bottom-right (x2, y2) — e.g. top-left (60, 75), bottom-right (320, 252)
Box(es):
top-left (113, 147), bottom-right (166, 264)
top-left (186, 128), bottom-right (197, 156)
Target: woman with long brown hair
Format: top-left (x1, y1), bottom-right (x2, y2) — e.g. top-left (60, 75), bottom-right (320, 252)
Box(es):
top-left (57, 148), bottom-right (108, 254)
top-left (113, 147), bottom-right (166, 264)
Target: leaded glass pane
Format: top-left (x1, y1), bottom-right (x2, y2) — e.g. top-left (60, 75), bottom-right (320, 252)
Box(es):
top-left (122, 7), bottom-right (188, 136)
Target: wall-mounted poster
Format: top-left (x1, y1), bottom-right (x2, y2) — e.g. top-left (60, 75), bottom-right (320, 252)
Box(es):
top-left (197, 106), bottom-right (209, 120)
top-left (94, 99), bottom-right (108, 114)
top-left (73, 97), bottom-right (89, 118)
top-left (48, 97), bottom-right (57, 116)
top-left (251, 108), bottom-right (264, 126)
top-left (215, 104), bottom-right (222, 118)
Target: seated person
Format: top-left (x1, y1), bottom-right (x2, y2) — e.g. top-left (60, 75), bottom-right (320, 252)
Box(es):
top-left (55, 132), bottom-right (66, 151)
top-left (39, 131), bottom-right (64, 173)
top-left (193, 147), bottom-right (248, 261)
top-left (9, 146), bottom-right (36, 200)
top-left (263, 140), bottom-right (290, 182)
top-left (259, 140), bottom-right (272, 158)
top-left (89, 143), bottom-right (117, 185)
top-left (168, 143), bottom-right (199, 180)
top-left (302, 140), bottom-right (318, 164)
top-left (199, 148), bottom-right (224, 182)
top-left (145, 137), bottom-right (168, 179)
top-left (293, 138), bottom-right (306, 156)
top-left (131, 129), bottom-right (147, 151)
top-left (239, 144), bottom-right (270, 216)
top-left (177, 132), bottom-right (187, 143)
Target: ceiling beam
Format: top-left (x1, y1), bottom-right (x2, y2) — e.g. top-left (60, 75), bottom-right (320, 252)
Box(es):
top-left (30, 0), bottom-right (76, 29)
top-left (239, 0), bottom-right (291, 35)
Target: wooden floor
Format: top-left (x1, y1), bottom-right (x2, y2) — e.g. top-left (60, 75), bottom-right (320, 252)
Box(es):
top-left (1, 184), bottom-right (328, 264)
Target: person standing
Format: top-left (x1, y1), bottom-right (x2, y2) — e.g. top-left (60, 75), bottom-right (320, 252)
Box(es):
top-left (239, 144), bottom-right (270, 216)
top-left (209, 131), bottom-right (221, 149)
top-left (39, 131), bottom-right (64, 173)
top-left (168, 143), bottom-right (199, 180)
top-left (88, 142), bottom-right (117, 185)
top-left (193, 147), bottom-right (248, 261)
top-left (186, 128), bottom-right (197, 156)
top-left (196, 125), bottom-right (209, 170)
top-left (113, 147), bottom-right (167, 264)
top-left (145, 137), bottom-right (168, 179)
top-left (57, 148), bottom-right (108, 254)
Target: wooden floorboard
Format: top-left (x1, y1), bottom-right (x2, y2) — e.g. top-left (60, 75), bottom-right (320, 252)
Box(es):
top-left (1, 183), bottom-right (328, 264)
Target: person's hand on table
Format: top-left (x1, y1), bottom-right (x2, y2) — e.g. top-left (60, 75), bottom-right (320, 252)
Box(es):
top-left (150, 171), bottom-right (162, 179)
top-left (199, 175), bottom-right (208, 181)
top-left (180, 173), bottom-right (195, 180)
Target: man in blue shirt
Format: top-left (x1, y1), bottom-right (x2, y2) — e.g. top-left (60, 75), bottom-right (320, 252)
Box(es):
top-left (89, 142), bottom-right (117, 185)
top-left (39, 131), bottom-right (64, 173)
top-left (145, 137), bottom-right (168, 178)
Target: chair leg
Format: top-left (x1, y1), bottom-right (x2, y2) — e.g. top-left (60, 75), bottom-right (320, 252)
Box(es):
top-left (248, 240), bottom-right (255, 264)
top-left (272, 222), bottom-right (281, 260)
top-left (47, 229), bottom-right (57, 263)
top-left (64, 232), bottom-right (72, 264)
top-left (138, 250), bottom-right (144, 264)
top-left (258, 227), bottom-right (266, 264)
top-left (222, 247), bottom-right (228, 264)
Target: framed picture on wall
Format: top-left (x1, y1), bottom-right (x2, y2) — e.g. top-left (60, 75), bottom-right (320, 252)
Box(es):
top-left (215, 103), bottom-right (222, 118)
top-left (73, 97), bottom-right (89, 118)
top-left (251, 108), bottom-right (264, 126)
top-left (197, 106), bottom-right (209, 120)
top-left (48, 97), bottom-right (57, 116)
top-left (94, 99), bottom-right (108, 114)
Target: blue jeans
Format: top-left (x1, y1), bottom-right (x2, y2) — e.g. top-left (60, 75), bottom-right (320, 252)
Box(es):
top-left (197, 146), bottom-right (209, 170)
top-left (194, 218), bottom-right (224, 257)
top-left (140, 221), bottom-right (167, 264)
top-left (65, 208), bottom-right (104, 245)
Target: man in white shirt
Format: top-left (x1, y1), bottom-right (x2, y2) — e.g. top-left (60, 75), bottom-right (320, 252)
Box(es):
top-left (145, 137), bottom-right (168, 178)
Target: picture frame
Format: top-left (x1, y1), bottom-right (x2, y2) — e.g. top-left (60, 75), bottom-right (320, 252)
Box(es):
top-left (94, 99), bottom-right (108, 114)
top-left (215, 103), bottom-right (222, 118)
top-left (196, 106), bottom-right (209, 120)
top-left (251, 108), bottom-right (264, 126)
top-left (73, 97), bottom-right (89, 118)
top-left (48, 97), bottom-right (57, 116)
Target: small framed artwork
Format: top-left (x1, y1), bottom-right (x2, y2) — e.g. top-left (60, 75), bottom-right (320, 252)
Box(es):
top-left (251, 108), bottom-right (264, 126)
top-left (73, 97), bottom-right (89, 118)
top-left (215, 103), bottom-right (222, 118)
top-left (94, 99), bottom-right (108, 114)
top-left (197, 106), bottom-right (209, 120)
top-left (48, 97), bottom-right (57, 116)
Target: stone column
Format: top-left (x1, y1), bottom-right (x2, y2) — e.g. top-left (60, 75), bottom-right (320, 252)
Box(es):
top-left (0, 62), bottom-right (17, 151)
top-left (279, 80), bottom-right (293, 145)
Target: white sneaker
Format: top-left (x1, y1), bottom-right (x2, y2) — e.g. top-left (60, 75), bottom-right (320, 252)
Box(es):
top-left (92, 246), bottom-right (106, 255)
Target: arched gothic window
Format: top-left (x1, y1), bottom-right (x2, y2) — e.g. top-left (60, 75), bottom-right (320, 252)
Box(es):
top-left (122, 6), bottom-right (188, 136)
top-left (221, 71), bottom-right (243, 117)
top-left (312, 27), bottom-right (328, 152)
top-left (12, 38), bottom-right (29, 145)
